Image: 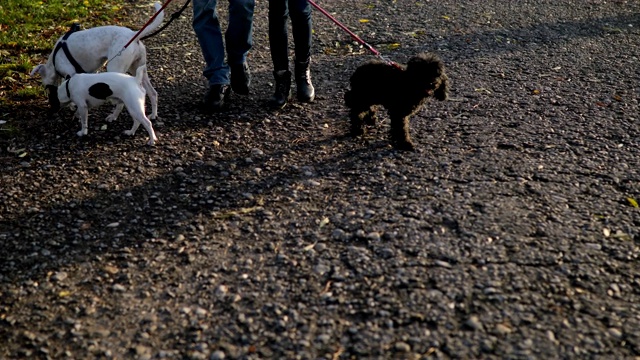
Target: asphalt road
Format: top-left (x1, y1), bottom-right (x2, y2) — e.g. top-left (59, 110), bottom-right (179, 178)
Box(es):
top-left (1, 0), bottom-right (640, 358)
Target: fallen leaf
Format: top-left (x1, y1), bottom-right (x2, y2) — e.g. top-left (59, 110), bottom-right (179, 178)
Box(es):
top-left (303, 242), bottom-right (317, 251)
top-left (475, 88), bottom-right (492, 94)
top-left (359, 19), bottom-right (370, 23)
top-left (532, 89), bottom-right (541, 95)
top-left (58, 291), bottom-right (72, 297)
top-left (627, 197), bottom-right (639, 208)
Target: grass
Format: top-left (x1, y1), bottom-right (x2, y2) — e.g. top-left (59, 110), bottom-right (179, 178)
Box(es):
top-left (0, 0), bottom-right (128, 106)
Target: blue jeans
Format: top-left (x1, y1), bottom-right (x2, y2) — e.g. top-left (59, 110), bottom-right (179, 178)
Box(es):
top-left (192, 0), bottom-right (255, 86)
top-left (268, 0), bottom-right (312, 71)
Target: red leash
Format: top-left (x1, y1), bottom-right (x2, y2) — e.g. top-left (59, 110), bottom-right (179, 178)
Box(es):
top-left (123, 0), bottom-right (174, 49)
top-left (307, 0), bottom-right (401, 69)
top-left (103, 0), bottom-right (173, 69)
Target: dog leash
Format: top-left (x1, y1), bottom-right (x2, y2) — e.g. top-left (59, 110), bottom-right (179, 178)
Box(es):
top-left (307, 0), bottom-right (402, 69)
top-left (141, 0), bottom-right (191, 41)
top-left (102, 0), bottom-right (176, 70)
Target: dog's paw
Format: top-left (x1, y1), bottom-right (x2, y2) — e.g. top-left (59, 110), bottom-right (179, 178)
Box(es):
top-left (146, 137), bottom-right (157, 146)
top-left (105, 114), bottom-right (118, 122)
top-left (123, 130), bottom-right (135, 136)
top-left (76, 129), bottom-right (88, 137)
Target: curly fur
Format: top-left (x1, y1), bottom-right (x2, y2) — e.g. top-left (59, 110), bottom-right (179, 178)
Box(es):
top-left (344, 52), bottom-right (449, 150)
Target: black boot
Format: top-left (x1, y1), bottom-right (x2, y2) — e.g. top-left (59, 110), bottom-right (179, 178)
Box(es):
top-left (295, 60), bottom-right (315, 103)
top-left (268, 70), bottom-right (292, 109)
top-left (230, 62), bottom-right (251, 95)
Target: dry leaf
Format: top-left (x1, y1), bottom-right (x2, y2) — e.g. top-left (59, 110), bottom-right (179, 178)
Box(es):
top-left (359, 19), bottom-right (370, 23)
top-left (627, 197), bottom-right (639, 208)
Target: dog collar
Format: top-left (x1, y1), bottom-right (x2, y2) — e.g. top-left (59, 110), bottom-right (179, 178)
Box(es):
top-left (65, 77), bottom-right (71, 100)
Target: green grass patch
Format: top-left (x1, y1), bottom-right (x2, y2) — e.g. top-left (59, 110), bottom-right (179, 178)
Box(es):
top-left (0, 0), bottom-right (127, 53)
top-left (0, 0), bottom-right (128, 107)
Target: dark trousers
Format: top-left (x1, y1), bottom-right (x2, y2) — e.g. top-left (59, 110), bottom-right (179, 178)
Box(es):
top-left (268, 0), bottom-right (312, 71)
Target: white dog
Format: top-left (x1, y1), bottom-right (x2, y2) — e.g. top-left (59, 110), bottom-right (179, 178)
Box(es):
top-left (30, 2), bottom-right (164, 121)
top-left (58, 65), bottom-right (158, 145)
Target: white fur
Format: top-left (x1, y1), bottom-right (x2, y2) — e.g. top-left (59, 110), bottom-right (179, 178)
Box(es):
top-left (58, 66), bottom-right (158, 145)
top-left (30, 2), bottom-right (164, 121)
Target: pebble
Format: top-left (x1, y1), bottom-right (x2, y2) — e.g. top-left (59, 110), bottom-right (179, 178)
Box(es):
top-left (608, 328), bottom-right (623, 338)
top-left (306, 179), bottom-right (321, 187)
top-left (313, 264), bottom-right (330, 276)
top-left (394, 341), bottom-right (411, 352)
top-left (466, 316), bottom-right (483, 331)
top-left (51, 271), bottom-right (68, 282)
top-left (378, 247), bottom-right (395, 259)
top-left (314, 242), bottom-right (327, 252)
top-left (215, 285), bottom-right (228, 297)
top-left (366, 232), bottom-right (381, 241)
top-left (112, 284), bottom-right (126, 292)
top-left (331, 228), bottom-right (349, 241)
top-left (210, 350), bottom-right (226, 360)
top-left (495, 324), bottom-right (513, 335)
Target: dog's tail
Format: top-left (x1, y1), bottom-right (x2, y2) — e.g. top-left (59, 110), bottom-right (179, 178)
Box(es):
top-left (138, 2), bottom-right (165, 39)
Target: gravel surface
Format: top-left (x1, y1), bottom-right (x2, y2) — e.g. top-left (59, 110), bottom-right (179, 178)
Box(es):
top-left (2, 0), bottom-right (640, 359)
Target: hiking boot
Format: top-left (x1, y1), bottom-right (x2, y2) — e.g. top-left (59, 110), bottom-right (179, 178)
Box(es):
top-left (230, 62), bottom-right (251, 95)
top-left (268, 70), bottom-right (292, 109)
top-left (295, 60), bottom-right (315, 102)
top-left (202, 84), bottom-right (230, 113)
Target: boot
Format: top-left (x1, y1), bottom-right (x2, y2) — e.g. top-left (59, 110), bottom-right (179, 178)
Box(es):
top-left (295, 60), bottom-right (315, 103)
top-left (230, 62), bottom-right (251, 95)
top-left (268, 70), bottom-right (292, 109)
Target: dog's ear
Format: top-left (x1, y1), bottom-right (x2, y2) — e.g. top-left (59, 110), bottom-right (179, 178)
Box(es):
top-left (30, 64), bottom-right (45, 78)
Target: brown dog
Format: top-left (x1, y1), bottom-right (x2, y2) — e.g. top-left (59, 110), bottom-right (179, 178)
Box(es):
top-left (345, 53), bottom-right (449, 150)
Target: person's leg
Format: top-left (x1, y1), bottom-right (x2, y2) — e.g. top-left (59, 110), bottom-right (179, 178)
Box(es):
top-left (192, 0), bottom-right (229, 86)
top-left (289, 0), bottom-right (311, 65)
top-left (226, 0), bottom-right (255, 95)
top-left (225, 0), bottom-right (255, 65)
top-left (268, 0), bottom-right (292, 108)
top-left (193, 0), bottom-right (231, 112)
top-left (290, 0), bottom-right (314, 102)
top-left (268, 0), bottom-right (290, 72)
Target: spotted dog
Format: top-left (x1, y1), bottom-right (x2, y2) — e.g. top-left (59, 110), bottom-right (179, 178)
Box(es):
top-left (30, 2), bottom-right (164, 121)
top-left (58, 65), bottom-right (158, 145)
